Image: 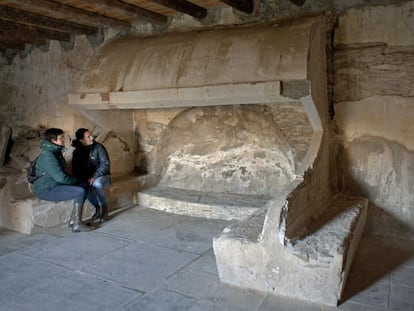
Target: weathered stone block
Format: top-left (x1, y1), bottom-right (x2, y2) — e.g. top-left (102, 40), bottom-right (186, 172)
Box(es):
top-left (213, 194), bottom-right (368, 306)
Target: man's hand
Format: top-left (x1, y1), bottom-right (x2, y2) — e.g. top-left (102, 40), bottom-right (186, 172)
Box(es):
top-left (88, 177), bottom-right (95, 185)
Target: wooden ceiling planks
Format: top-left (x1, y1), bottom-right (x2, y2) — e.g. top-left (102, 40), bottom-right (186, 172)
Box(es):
top-left (0, 0), bottom-right (256, 54)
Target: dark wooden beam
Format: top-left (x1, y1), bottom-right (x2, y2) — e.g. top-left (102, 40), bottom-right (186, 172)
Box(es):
top-left (94, 0), bottom-right (168, 23)
top-left (149, 0), bottom-right (207, 19)
top-left (220, 0), bottom-right (253, 14)
top-left (0, 5), bottom-right (97, 35)
top-left (0, 41), bottom-right (26, 50)
top-left (0, 0), bottom-right (130, 29)
top-left (289, 0), bottom-right (306, 6)
top-left (0, 20), bottom-right (71, 42)
top-left (0, 32), bottom-right (46, 45)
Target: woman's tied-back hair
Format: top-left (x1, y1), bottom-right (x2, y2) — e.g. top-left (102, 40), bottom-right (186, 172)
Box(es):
top-left (72, 128), bottom-right (89, 147)
top-left (44, 128), bottom-right (64, 142)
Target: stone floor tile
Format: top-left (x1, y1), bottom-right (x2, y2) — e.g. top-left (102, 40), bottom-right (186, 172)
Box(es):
top-left (121, 288), bottom-right (196, 311)
top-left (96, 208), bottom-right (183, 241)
top-left (188, 249), bottom-right (219, 275)
top-left (326, 301), bottom-right (387, 310)
top-left (163, 268), bottom-right (264, 311)
top-left (0, 301), bottom-right (20, 311)
top-left (0, 228), bottom-right (25, 244)
top-left (0, 252), bottom-right (66, 302)
top-left (342, 265), bottom-right (390, 304)
top-left (37, 223), bottom-right (81, 237)
top-left (392, 239), bottom-right (414, 268)
top-left (0, 244), bottom-right (18, 257)
top-left (390, 265), bottom-right (414, 288)
top-left (3, 269), bottom-right (142, 311)
top-left (389, 284), bottom-right (414, 311)
top-left (82, 242), bottom-right (199, 292)
top-left (342, 236), bottom-right (392, 304)
top-left (5, 230), bottom-right (60, 250)
top-left (145, 219), bottom-right (229, 254)
top-left (187, 300), bottom-right (251, 311)
top-left (347, 280), bottom-right (389, 309)
top-left (352, 236), bottom-right (395, 268)
top-left (21, 232), bottom-right (130, 269)
top-left (257, 293), bottom-right (322, 311)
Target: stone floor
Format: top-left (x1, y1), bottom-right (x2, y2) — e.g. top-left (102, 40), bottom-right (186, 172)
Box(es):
top-left (0, 205), bottom-right (413, 311)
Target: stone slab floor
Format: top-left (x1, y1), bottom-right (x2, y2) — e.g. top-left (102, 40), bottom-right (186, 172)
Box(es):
top-left (0, 205), bottom-right (413, 311)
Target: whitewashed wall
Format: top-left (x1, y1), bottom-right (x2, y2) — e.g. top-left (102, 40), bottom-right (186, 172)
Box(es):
top-left (334, 2), bottom-right (414, 238)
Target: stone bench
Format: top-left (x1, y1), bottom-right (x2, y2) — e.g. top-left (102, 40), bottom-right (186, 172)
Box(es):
top-left (213, 193), bottom-right (368, 306)
top-left (137, 186), bottom-right (270, 221)
top-left (1, 174), bottom-right (143, 234)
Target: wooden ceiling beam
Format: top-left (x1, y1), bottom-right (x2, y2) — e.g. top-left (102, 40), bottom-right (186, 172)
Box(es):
top-left (0, 5), bottom-right (97, 35)
top-left (0, 20), bottom-right (71, 43)
top-left (0, 41), bottom-right (26, 50)
top-left (0, 0), bottom-right (130, 29)
top-left (220, 0), bottom-right (253, 14)
top-left (149, 0), bottom-right (207, 19)
top-left (289, 0), bottom-right (306, 6)
top-left (94, 0), bottom-right (168, 23)
top-left (0, 32), bottom-right (46, 45)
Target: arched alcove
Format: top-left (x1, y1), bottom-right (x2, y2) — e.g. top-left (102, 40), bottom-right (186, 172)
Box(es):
top-left (155, 105), bottom-right (295, 197)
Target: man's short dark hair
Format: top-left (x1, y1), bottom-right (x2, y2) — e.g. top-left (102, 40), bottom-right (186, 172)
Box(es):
top-left (44, 128), bottom-right (64, 142)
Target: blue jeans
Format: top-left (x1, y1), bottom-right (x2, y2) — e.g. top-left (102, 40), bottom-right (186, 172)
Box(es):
top-left (36, 185), bottom-right (87, 204)
top-left (87, 175), bottom-right (111, 209)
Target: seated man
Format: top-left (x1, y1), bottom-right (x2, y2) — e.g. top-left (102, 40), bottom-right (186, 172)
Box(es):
top-left (31, 128), bottom-right (91, 233)
top-left (72, 128), bottom-right (111, 223)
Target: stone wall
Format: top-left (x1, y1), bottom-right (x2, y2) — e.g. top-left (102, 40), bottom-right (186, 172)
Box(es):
top-left (333, 2), bottom-right (414, 238)
top-left (156, 105), bottom-right (296, 197)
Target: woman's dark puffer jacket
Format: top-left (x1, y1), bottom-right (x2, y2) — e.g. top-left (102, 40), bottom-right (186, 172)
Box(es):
top-left (32, 140), bottom-right (77, 193)
top-left (72, 142), bottom-right (110, 182)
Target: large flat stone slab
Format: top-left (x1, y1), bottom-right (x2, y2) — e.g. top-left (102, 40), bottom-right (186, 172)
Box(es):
top-left (81, 242), bottom-right (199, 292)
top-left (137, 186), bottom-right (270, 220)
top-left (4, 268), bottom-right (142, 311)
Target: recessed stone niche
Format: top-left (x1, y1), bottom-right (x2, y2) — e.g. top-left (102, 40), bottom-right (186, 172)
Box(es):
top-left (156, 105), bottom-right (295, 197)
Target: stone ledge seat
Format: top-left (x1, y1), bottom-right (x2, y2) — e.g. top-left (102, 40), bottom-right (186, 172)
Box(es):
top-left (213, 194), bottom-right (368, 306)
top-left (4, 174), bottom-right (143, 234)
top-left (137, 186), bottom-right (271, 221)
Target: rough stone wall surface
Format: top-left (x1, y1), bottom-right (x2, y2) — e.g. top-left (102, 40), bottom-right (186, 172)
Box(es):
top-left (343, 136), bottom-right (414, 238)
top-left (264, 103), bottom-right (313, 167)
top-left (133, 103), bottom-right (313, 183)
top-left (334, 2), bottom-right (414, 237)
top-left (154, 105), bottom-right (296, 197)
top-left (0, 33), bottom-right (137, 177)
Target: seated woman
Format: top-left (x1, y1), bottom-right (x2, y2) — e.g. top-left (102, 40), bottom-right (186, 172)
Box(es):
top-left (31, 128), bottom-right (91, 233)
top-left (72, 128), bottom-right (111, 223)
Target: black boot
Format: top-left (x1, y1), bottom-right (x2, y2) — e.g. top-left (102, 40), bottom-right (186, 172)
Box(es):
top-left (91, 205), bottom-right (101, 221)
top-left (72, 203), bottom-right (92, 233)
top-left (99, 206), bottom-right (110, 223)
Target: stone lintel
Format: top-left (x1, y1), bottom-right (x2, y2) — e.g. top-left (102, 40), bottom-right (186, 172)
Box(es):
top-left (68, 81), bottom-right (301, 110)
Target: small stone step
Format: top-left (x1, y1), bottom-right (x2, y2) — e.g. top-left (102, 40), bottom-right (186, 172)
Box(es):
top-left (137, 186), bottom-right (270, 220)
